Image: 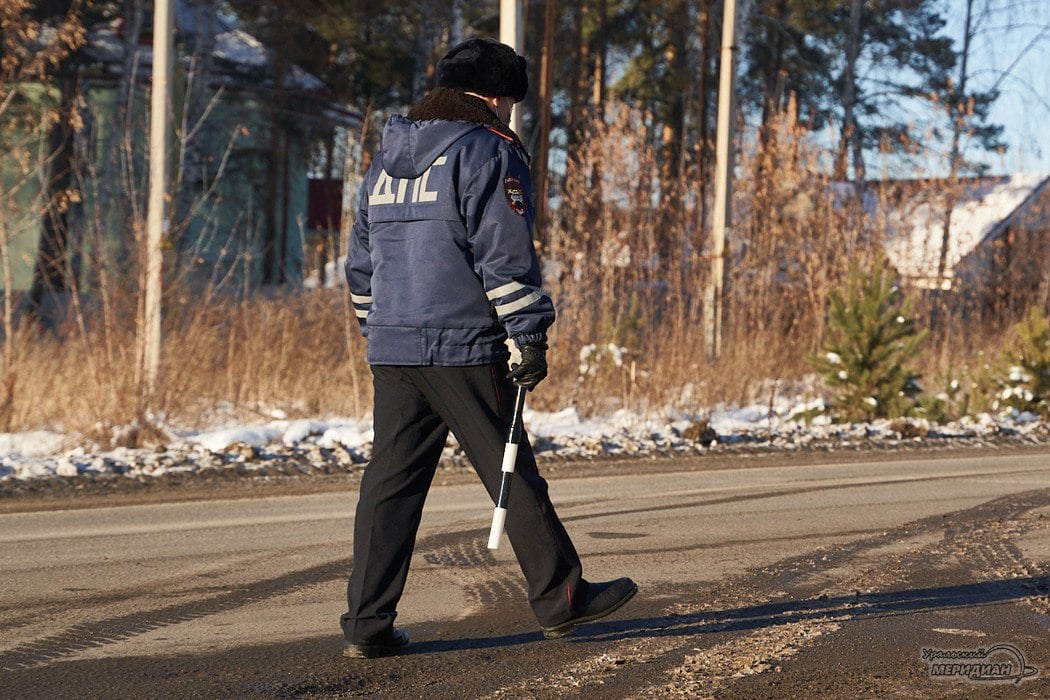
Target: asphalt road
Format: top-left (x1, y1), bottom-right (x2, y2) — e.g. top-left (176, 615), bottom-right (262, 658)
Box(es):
top-left (1, 448), bottom-right (1048, 698)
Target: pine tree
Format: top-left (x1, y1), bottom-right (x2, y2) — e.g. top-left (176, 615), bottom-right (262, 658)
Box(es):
top-left (994, 306), bottom-right (1050, 419)
top-left (809, 258), bottom-right (928, 423)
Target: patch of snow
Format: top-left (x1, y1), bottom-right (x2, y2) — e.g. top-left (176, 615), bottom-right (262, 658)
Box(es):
top-left (189, 425), bottom-right (285, 452)
top-left (0, 431), bottom-right (71, 458)
top-left (0, 393), bottom-right (1045, 484)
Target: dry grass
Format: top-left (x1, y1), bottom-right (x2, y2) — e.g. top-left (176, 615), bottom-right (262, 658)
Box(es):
top-left (1, 101), bottom-right (1046, 437)
top-left (158, 289), bottom-right (370, 426)
top-left (0, 289), bottom-right (370, 441)
top-left (539, 100), bottom-right (1044, 417)
top-left (541, 102), bottom-right (869, 416)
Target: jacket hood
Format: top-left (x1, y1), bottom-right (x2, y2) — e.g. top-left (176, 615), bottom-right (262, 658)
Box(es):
top-left (379, 87), bottom-right (526, 179)
top-left (379, 115), bottom-right (480, 180)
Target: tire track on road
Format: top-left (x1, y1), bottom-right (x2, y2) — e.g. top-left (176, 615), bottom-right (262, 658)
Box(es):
top-left (0, 524), bottom-right (519, 672)
top-left (476, 489), bottom-right (1050, 699)
top-left (4, 476), bottom-right (1045, 690)
top-left (0, 555), bottom-right (351, 671)
top-left (422, 529), bottom-right (529, 617)
top-left (942, 494), bottom-right (1050, 616)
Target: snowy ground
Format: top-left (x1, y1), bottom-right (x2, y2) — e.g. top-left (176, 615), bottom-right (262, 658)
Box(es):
top-left (1, 396), bottom-right (1047, 487)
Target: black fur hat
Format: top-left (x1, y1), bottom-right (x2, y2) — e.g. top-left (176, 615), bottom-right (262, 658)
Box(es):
top-left (436, 38), bottom-right (529, 103)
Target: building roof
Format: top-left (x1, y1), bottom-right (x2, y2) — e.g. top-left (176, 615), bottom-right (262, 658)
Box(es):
top-left (79, 0), bottom-right (360, 125)
top-left (876, 173), bottom-right (1049, 288)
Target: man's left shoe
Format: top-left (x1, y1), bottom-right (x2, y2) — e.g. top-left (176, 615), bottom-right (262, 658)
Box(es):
top-left (343, 627), bottom-right (409, 658)
top-left (542, 577), bottom-right (638, 639)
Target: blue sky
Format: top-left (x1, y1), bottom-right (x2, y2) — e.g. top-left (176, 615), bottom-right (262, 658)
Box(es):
top-left (943, 0), bottom-right (1050, 175)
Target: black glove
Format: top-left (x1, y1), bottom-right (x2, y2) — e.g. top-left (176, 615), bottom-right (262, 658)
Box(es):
top-left (508, 342), bottom-right (549, 390)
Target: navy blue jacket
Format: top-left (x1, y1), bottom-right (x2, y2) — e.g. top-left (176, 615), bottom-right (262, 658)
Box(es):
top-left (345, 111), bottom-right (555, 366)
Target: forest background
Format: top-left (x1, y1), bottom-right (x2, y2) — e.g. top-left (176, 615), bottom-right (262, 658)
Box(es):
top-left (0, 0), bottom-right (1048, 445)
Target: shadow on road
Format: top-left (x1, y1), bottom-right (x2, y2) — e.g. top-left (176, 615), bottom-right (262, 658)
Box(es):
top-left (571, 574), bottom-right (1050, 644)
top-left (383, 575), bottom-right (1049, 657)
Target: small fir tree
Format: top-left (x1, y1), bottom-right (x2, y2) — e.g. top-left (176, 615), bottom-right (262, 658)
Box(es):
top-left (917, 361), bottom-right (998, 424)
top-left (809, 259), bottom-right (928, 423)
top-left (993, 306), bottom-right (1050, 419)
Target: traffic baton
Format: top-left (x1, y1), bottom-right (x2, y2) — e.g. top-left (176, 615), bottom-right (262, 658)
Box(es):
top-left (487, 385), bottom-right (527, 550)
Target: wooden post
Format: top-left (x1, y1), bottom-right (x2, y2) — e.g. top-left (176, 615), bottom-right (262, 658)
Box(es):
top-left (500, 0), bottom-right (524, 137)
top-left (703, 0), bottom-right (738, 360)
top-left (143, 0), bottom-right (173, 396)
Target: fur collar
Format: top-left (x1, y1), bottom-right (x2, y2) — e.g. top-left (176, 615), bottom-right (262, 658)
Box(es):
top-left (407, 87), bottom-right (527, 155)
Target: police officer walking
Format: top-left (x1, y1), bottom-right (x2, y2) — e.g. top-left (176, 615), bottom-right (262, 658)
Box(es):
top-left (341, 38), bottom-right (637, 658)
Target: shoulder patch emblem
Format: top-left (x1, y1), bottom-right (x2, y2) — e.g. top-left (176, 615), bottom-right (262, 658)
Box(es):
top-left (504, 176), bottom-right (527, 215)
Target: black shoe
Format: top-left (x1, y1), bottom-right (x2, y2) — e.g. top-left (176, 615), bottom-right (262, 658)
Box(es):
top-left (343, 628), bottom-right (409, 658)
top-left (542, 577), bottom-right (638, 639)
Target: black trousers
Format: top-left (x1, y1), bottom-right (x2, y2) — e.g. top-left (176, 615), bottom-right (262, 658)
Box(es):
top-left (341, 364), bottom-right (585, 643)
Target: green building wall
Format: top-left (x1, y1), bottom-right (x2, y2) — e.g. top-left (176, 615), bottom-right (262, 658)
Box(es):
top-left (0, 83), bottom-right (309, 294)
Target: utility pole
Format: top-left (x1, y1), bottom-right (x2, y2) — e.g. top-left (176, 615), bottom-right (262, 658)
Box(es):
top-left (143, 0), bottom-right (173, 398)
top-left (500, 0), bottom-right (524, 137)
top-left (703, 0), bottom-right (739, 360)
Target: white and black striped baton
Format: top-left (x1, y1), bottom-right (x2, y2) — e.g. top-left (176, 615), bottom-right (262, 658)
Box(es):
top-left (487, 385), bottom-right (528, 550)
